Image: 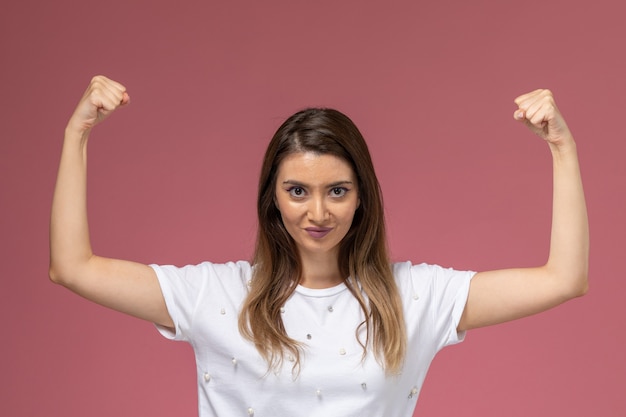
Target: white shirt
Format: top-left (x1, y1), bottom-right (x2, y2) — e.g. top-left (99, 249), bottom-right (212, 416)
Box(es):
top-left (151, 261), bottom-right (474, 417)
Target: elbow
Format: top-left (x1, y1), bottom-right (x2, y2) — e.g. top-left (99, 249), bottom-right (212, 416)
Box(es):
top-left (574, 264), bottom-right (590, 297)
top-left (48, 261), bottom-right (76, 288)
top-left (49, 254), bottom-right (95, 288)
top-left (546, 260), bottom-right (589, 301)
top-left (576, 275), bottom-right (589, 297)
top-left (48, 263), bottom-right (66, 286)
top-left (563, 270), bottom-right (589, 300)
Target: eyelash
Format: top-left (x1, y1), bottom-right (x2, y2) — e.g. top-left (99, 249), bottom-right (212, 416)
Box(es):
top-left (330, 187), bottom-right (347, 197)
top-left (287, 187), bottom-right (305, 198)
top-left (286, 187), bottom-right (349, 198)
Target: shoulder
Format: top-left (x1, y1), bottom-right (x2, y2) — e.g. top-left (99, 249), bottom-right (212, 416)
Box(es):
top-left (392, 261), bottom-right (456, 279)
top-left (151, 260), bottom-right (252, 288)
top-left (392, 261), bottom-right (475, 294)
top-left (152, 259), bottom-right (251, 274)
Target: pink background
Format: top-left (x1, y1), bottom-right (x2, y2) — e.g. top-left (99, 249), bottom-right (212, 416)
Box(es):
top-left (2, 0), bottom-right (625, 416)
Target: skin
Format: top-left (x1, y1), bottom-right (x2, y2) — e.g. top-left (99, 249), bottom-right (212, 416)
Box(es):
top-left (49, 76), bottom-right (588, 336)
top-left (49, 76), bottom-right (172, 328)
top-left (274, 152), bottom-right (360, 288)
top-left (458, 89), bottom-right (589, 331)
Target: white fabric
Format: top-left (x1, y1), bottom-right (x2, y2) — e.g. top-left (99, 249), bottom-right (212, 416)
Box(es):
top-left (151, 261), bottom-right (474, 417)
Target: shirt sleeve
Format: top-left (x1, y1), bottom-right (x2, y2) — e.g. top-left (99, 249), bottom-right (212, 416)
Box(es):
top-left (150, 261), bottom-right (252, 342)
top-left (394, 262), bottom-right (476, 350)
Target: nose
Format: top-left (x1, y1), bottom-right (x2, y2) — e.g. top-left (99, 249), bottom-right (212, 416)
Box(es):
top-left (308, 195), bottom-right (329, 223)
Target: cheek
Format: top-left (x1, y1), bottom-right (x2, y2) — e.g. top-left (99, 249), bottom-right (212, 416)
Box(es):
top-left (337, 204), bottom-right (359, 226)
top-left (276, 200), bottom-right (303, 224)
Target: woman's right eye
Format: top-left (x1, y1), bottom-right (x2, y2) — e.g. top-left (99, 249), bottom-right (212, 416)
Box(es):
top-left (288, 187), bottom-right (305, 197)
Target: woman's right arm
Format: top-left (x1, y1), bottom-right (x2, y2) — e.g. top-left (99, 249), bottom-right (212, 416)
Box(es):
top-left (49, 76), bottom-right (173, 328)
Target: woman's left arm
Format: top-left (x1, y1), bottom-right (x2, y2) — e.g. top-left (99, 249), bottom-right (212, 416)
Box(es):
top-left (458, 89), bottom-right (589, 331)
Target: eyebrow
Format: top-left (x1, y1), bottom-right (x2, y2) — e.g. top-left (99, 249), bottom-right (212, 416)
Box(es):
top-left (281, 180), bottom-right (354, 188)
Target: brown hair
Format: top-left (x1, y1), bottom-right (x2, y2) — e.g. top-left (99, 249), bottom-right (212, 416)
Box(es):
top-left (238, 108), bottom-right (406, 374)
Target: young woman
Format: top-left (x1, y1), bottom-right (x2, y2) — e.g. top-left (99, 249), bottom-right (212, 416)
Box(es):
top-left (50, 76), bottom-right (588, 417)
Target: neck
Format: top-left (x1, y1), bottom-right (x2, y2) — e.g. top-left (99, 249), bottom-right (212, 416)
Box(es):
top-left (298, 250), bottom-right (343, 289)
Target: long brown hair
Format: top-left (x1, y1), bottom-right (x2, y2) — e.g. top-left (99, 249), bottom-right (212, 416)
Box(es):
top-left (238, 108), bottom-right (406, 374)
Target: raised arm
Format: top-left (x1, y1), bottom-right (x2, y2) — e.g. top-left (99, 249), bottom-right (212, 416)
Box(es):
top-left (458, 89), bottom-right (589, 331)
top-left (49, 76), bottom-right (173, 328)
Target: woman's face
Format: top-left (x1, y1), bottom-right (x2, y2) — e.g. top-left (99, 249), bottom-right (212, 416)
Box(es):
top-left (274, 151), bottom-right (360, 261)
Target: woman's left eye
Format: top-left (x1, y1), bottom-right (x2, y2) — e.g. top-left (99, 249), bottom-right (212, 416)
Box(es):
top-left (330, 187), bottom-right (347, 197)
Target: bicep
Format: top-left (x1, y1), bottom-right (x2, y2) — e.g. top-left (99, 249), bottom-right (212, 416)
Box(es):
top-left (458, 267), bottom-right (575, 331)
top-left (52, 255), bottom-right (173, 328)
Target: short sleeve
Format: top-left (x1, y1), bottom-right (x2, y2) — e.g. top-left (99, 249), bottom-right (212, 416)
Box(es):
top-left (394, 262), bottom-right (475, 350)
top-left (150, 261), bottom-right (252, 342)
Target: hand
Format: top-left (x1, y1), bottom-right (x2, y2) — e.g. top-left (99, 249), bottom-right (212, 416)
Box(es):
top-left (514, 89), bottom-right (573, 148)
top-left (66, 75), bottom-right (129, 135)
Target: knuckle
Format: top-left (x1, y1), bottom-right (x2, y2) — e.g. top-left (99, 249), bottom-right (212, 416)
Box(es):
top-left (539, 89), bottom-right (554, 101)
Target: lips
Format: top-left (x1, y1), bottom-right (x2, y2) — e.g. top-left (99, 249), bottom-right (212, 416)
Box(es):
top-left (305, 227), bottom-right (333, 239)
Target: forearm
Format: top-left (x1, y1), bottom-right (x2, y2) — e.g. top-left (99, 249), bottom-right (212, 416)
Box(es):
top-left (545, 140), bottom-right (589, 296)
top-left (49, 129), bottom-right (93, 283)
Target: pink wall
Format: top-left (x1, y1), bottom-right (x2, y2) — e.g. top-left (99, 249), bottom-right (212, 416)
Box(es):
top-left (2, 0), bottom-right (625, 415)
